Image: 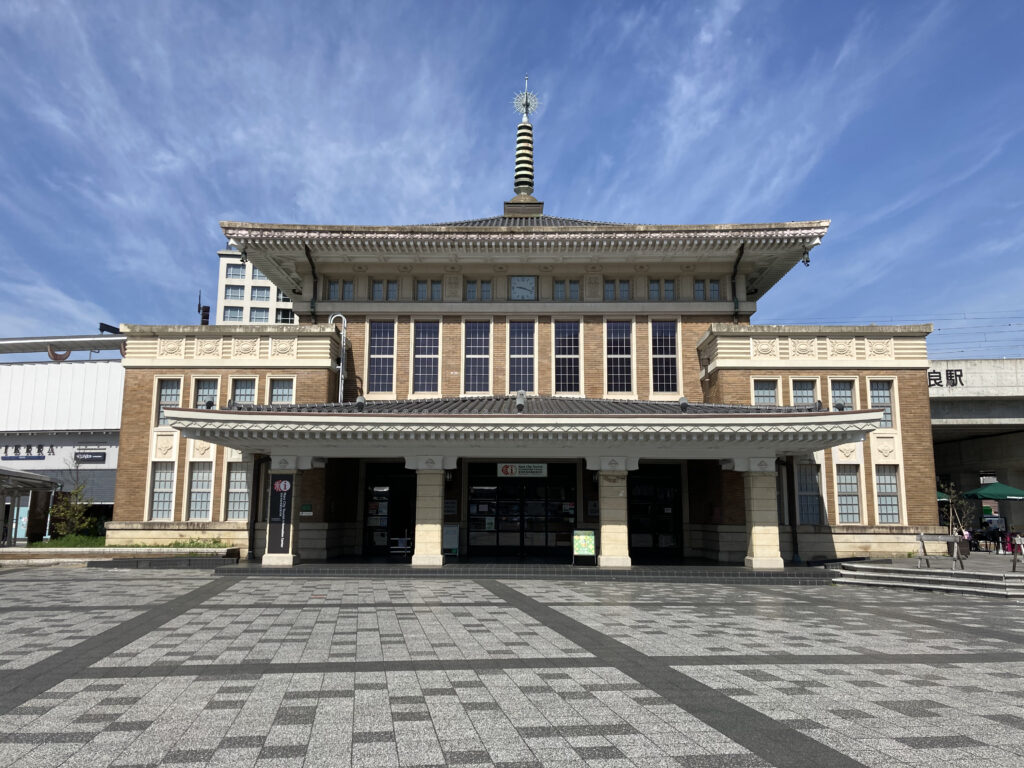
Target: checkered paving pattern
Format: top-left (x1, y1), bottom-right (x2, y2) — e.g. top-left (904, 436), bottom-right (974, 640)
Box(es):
top-left (681, 662), bottom-right (1024, 767)
top-left (94, 603), bottom-right (589, 667)
top-left (0, 668), bottom-right (764, 768)
top-left (0, 568), bottom-right (1021, 767)
top-left (508, 582), bottom-right (1015, 657)
top-left (0, 609), bottom-right (142, 670)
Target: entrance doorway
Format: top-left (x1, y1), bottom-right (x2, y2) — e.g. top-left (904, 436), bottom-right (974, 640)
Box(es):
top-left (628, 463), bottom-right (684, 563)
top-left (467, 462), bottom-right (577, 558)
top-left (363, 463), bottom-right (416, 557)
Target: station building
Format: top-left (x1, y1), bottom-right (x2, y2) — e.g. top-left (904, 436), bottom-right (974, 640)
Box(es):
top-left (108, 96), bottom-right (939, 567)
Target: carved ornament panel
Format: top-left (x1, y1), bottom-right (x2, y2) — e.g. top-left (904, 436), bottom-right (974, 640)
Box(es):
top-left (152, 433), bottom-right (176, 460)
top-left (232, 337), bottom-right (260, 358)
top-left (828, 338), bottom-right (856, 359)
top-left (270, 338), bottom-right (297, 358)
top-left (790, 338), bottom-right (818, 359)
top-left (157, 338), bottom-right (185, 358)
top-left (866, 338), bottom-right (893, 358)
top-left (751, 338), bottom-right (778, 358)
top-left (195, 338), bottom-right (221, 358)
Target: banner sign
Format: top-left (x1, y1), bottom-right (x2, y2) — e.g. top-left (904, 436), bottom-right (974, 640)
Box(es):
top-left (498, 463), bottom-right (547, 478)
top-left (573, 530), bottom-right (596, 557)
top-left (74, 451), bottom-right (106, 464)
top-left (267, 474), bottom-right (293, 555)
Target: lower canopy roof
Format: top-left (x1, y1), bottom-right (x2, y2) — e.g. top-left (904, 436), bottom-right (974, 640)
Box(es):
top-left (166, 396), bottom-right (883, 461)
top-left (0, 466), bottom-right (60, 495)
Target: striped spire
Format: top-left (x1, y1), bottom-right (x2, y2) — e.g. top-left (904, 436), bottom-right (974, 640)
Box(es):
top-left (506, 76), bottom-right (543, 216)
top-left (514, 120), bottom-right (534, 195)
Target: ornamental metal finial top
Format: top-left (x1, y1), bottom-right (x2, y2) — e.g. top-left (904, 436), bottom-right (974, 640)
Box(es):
top-left (512, 73), bottom-right (540, 123)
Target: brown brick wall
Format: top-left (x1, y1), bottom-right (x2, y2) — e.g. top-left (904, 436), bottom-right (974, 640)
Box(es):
top-left (442, 316), bottom-right (462, 396)
top-left (537, 316), bottom-right (552, 396)
top-left (635, 316), bottom-right (650, 399)
top-left (395, 316), bottom-right (411, 398)
top-left (583, 316), bottom-right (604, 398)
top-left (707, 367), bottom-right (937, 527)
top-left (492, 316), bottom-right (507, 394)
top-left (114, 367), bottom-right (334, 525)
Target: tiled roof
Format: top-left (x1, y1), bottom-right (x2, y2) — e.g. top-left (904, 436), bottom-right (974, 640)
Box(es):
top-left (426, 215), bottom-right (619, 228)
top-left (226, 396), bottom-right (825, 416)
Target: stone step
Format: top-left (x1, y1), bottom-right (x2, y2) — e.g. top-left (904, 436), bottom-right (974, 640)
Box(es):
top-left (833, 564), bottom-right (1022, 598)
top-left (839, 562), bottom-right (1023, 584)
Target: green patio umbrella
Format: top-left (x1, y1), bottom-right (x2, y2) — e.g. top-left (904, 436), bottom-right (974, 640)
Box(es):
top-left (936, 490), bottom-right (949, 501)
top-left (962, 482), bottom-right (1024, 501)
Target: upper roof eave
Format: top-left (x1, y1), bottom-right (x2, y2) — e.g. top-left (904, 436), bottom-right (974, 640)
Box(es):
top-left (220, 218), bottom-right (831, 243)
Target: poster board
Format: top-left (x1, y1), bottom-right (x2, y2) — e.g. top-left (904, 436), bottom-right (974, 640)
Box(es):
top-left (572, 529), bottom-right (596, 565)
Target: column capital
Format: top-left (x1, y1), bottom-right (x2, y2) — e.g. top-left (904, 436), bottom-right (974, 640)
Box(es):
top-left (585, 456), bottom-right (640, 472)
top-left (270, 455), bottom-right (298, 471)
top-left (405, 455), bottom-right (458, 471)
top-left (723, 457), bottom-right (776, 473)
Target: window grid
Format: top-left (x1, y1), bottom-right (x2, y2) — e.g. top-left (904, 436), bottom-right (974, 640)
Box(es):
top-left (753, 380), bottom-right (778, 406)
top-left (276, 289), bottom-right (289, 302)
top-left (368, 321), bottom-right (395, 393)
top-left (226, 463), bottom-right (250, 520)
top-left (797, 464), bottom-right (822, 524)
top-left (342, 281), bottom-right (354, 301)
top-left (465, 280), bottom-right (492, 301)
top-left (413, 321), bottom-right (440, 393)
top-left (604, 280), bottom-right (630, 301)
top-left (708, 279), bottom-right (720, 301)
top-left (251, 268), bottom-right (267, 281)
top-left (464, 321), bottom-right (490, 393)
top-left (651, 321), bottom-right (678, 393)
top-left (222, 307), bottom-right (242, 322)
top-left (251, 286), bottom-right (270, 302)
top-left (225, 264), bottom-right (245, 279)
top-left (870, 380), bottom-right (894, 428)
top-left (836, 465), bottom-right (861, 523)
top-left (371, 280), bottom-right (399, 301)
top-left (554, 321), bottom-right (580, 393)
top-left (187, 462), bottom-right (212, 520)
top-left (232, 379), bottom-right (256, 404)
top-left (606, 321), bottom-right (632, 393)
top-left (327, 280), bottom-right (339, 300)
top-left (149, 462), bottom-right (175, 520)
top-left (792, 380), bottom-right (816, 406)
top-left (249, 308), bottom-right (269, 323)
top-left (694, 279), bottom-right (721, 301)
top-left (648, 280), bottom-right (676, 301)
top-left (831, 380), bottom-right (854, 411)
top-left (157, 380), bottom-right (180, 426)
top-left (416, 280), bottom-right (443, 301)
top-left (876, 465), bottom-right (901, 523)
top-left (508, 321), bottom-right (535, 392)
top-left (269, 379), bottom-right (294, 404)
top-left (276, 308), bottom-right (294, 323)
top-left (224, 284), bottom-right (244, 300)
top-left (553, 280), bottom-right (580, 301)
top-left (194, 379), bottom-right (218, 409)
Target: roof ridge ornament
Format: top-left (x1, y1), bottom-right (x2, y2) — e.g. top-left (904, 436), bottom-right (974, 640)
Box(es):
top-left (505, 74), bottom-right (544, 218)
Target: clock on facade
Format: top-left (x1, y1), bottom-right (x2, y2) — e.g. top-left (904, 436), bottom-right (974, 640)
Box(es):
top-left (509, 276), bottom-right (538, 300)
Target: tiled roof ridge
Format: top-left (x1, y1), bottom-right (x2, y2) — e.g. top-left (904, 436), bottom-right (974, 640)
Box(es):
top-left (222, 395), bottom-right (825, 416)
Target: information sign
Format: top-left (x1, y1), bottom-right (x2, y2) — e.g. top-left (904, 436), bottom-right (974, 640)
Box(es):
top-left (498, 463), bottom-right (547, 478)
top-left (267, 474), bottom-right (293, 555)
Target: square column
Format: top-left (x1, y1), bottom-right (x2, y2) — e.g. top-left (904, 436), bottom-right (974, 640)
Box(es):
top-left (597, 470), bottom-right (631, 568)
top-left (743, 468), bottom-right (784, 570)
top-left (411, 468), bottom-right (444, 566)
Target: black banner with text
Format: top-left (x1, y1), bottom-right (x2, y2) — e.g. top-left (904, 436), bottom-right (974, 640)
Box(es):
top-left (267, 474), bottom-right (294, 555)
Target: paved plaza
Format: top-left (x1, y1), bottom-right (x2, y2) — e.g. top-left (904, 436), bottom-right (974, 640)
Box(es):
top-left (0, 568), bottom-right (1022, 767)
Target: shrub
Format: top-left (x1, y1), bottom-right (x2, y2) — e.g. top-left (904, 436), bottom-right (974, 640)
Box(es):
top-left (48, 483), bottom-right (94, 538)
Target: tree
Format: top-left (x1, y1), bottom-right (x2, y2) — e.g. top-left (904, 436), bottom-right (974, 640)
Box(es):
top-left (48, 482), bottom-right (94, 538)
top-left (940, 482), bottom-right (977, 536)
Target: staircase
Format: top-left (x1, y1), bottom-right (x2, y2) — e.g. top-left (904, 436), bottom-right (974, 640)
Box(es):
top-left (832, 562), bottom-right (1024, 598)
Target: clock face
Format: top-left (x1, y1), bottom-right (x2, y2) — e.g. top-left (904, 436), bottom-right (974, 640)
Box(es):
top-left (509, 276), bottom-right (537, 301)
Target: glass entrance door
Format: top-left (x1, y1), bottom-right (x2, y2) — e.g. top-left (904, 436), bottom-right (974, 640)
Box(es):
top-left (628, 463), bottom-right (683, 562)
top-left (467, 462), bottom-right (577, 557)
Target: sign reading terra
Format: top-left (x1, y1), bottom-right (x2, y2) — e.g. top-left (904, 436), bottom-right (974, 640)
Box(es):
top-left (267, 475), bottom-right (293, 555)
top-left (498, 463), bottom-right (547, 478)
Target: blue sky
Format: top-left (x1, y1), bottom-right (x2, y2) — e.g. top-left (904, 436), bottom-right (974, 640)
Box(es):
top-left (1, 0), bottom-right (1021, 359)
